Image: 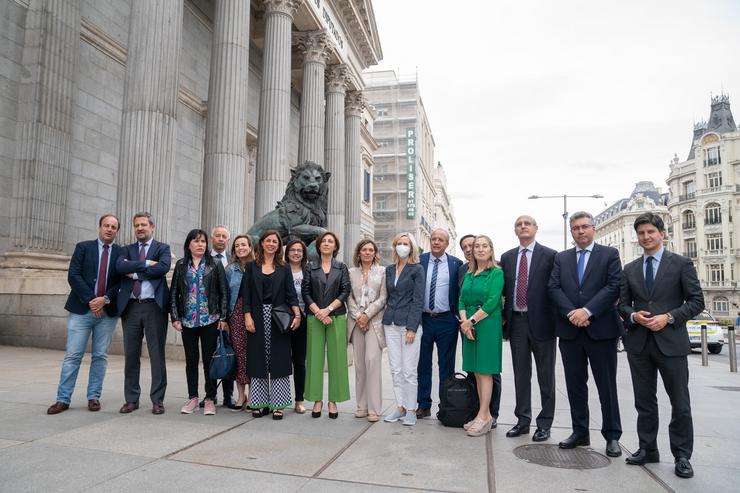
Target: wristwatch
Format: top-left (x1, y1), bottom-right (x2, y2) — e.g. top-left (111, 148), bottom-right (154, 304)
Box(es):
top-left (665, 313), bottom-right (674, 324)
top-left (103, 296), bottom-right (110, 305)
top-left (470, 318), bottom-right (478, 326)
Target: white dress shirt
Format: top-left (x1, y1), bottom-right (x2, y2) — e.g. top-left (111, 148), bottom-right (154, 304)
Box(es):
top-left (513, 240), bottom-right (536, 312)
top-left (424, 253), bottom-right (450, 313)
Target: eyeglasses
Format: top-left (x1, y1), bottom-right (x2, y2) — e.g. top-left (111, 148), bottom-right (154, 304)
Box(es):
top-left (570, 224), bottom-right (594, 232)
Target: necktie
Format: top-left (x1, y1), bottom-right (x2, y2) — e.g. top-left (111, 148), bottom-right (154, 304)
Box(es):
top-left (132, 242), bottom-right (146, 298)
top-left (577, 249), bottom-right (587, 285)
top-left (515, 249), bottom-right (528, 309)
top-left (428, 258), bottom-right (440, 311)
top-left (96, 244), bottom-right (109, 297)
top-left (645, 256), bottom-right (655, 293)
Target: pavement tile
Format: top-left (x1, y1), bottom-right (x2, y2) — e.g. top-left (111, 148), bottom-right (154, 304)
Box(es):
top-left (0, 438), bottom-right (23, 449)
top-left (0, 401), bottom-right (118, 441)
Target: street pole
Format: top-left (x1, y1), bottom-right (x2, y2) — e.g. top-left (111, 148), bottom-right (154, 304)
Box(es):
top-left (528, 193), bottom-right (604, 250)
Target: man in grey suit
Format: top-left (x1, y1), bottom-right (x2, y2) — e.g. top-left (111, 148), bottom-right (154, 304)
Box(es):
top-left (500, 216), bottom-right (557, 442)
top-left (619, 212), bottom-right (704, 479)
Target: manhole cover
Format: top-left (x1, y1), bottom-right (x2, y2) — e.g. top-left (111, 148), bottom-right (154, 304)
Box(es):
top-left (712, 386), bottom-right (740, 392)
top-left (513, 444), bottom-right (611, 469)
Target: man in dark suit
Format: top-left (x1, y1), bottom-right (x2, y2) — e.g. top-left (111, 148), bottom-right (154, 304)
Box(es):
top-left (548, 211), bottom-right (622, 457)
top-left (458, 234), bottom-right (502, 422)
top-left (417, 229), bottom-right (463, 418)
top-left (500, 216), bottom-right (557, 442)
top-left (116, 212), bottom-right (171, 415)
top-left (47, 214), bottom-right (124, 414)
top-left (619, 212), bottom-right (703, 479)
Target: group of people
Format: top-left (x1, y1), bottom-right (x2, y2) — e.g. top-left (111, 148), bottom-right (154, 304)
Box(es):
top-left (47, 208), bottom-right (703, 479)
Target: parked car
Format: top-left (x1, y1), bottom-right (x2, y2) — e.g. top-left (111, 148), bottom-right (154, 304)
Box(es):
top-left (686, 311), bottom-right (724, 354)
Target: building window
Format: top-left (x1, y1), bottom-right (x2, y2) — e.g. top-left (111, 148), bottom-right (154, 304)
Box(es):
top-left (684, 239), bottom-right (697, 258)
top-left (706, 234), bottom-right (723, 252)
top-left (705, 171), bottom-right (722, 189)
top-left (375, 195), bottom-right (387, 210)
top-left (681, 181), bottom-right (695, 200)
top-left (705, 203), bottom-right (722, 224)
top-left (706, 264), bottom-right (725, 283)
top-left (712, 296), bottom-right (729, 314)
top-left (703, 147), bottom-right (721, 167)
top-left (363, 170), bottom-right (371, 203)
top-left (682, 210), bottom-right (695, 229)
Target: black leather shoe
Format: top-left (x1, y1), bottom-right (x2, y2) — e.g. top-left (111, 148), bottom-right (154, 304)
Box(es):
top-left (558, 433), bottom-right (590, 449)
top-left (416, 408), bottom-right (431, 418)
top-left (506, 424), bottom-right (531, 438)
top-left (606, 440), bottom-right (622, 457)
top-left (532, 428), bottom-right (550, 442)
top-left (625, 449), bottom-right (660, 465)
top-left (674, 457), bottom-right (694, 478)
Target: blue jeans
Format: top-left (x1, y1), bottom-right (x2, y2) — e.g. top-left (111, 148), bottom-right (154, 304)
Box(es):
top-left (55, 311), bottom-right (118, 404)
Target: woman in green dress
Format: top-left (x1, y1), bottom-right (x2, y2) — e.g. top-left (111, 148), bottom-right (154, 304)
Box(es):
top-left (458, 235), bottom-right (504, 437)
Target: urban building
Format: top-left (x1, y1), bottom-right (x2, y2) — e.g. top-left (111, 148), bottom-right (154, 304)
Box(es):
top-left (594, 181), bottom-right (670, 265)
top-left (0, 0), bottom-right (383, 352)
top-left (364, 69), bottom-right (456, 262)
top-left (667, 95), bottom-right (740, 320)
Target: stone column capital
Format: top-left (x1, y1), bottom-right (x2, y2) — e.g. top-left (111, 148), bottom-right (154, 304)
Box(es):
top-left (325, 64), bottom-right (350, 94)
top-left (261, 0), bottom-right (299, 17)
top-left (345, 90), bottom-right (367, 117)
top-left (295, 30), bottom-right (331, 65)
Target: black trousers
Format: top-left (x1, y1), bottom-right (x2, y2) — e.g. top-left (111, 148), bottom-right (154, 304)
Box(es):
top-left (291, 314), bottom-right (308, 401)
top-left (181, 322), bottom-right (219, 400)
top-left (628, 334), bottom-right (693, 459)
top-left (559, 332), bottom-right (622, 440)
top-left (509, 313), bottom-right (556, 429)
top-left (121, 300), bottom-right (168, 404)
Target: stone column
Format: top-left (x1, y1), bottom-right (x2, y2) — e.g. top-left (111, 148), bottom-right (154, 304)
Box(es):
top-left (116, 0), bottom-right (183, 244)
top-left (244, 143), bottom-right (258, 229)
top-left (12, 0), bottom-right (80, 252)
top-left (201, 0), bottom-right (250, 234)
top-left (296, 30), bottom-right (330, 165)
top-left (324, 64), bottom-right (349, 252)
top-left (344, 90), bottom-right (366, 254)
top-left (254, 0), bottom-right (299, 219)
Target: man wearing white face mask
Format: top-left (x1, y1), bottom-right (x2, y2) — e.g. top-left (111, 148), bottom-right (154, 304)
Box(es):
top-left (382, 233), bottom-right (425, 426)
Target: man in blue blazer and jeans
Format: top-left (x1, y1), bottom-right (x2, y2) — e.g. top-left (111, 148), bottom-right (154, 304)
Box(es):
top-left (417, 229), bottom-right (463, 418)
top-left (116, 212), bottom-right (171, 415)
top-left (548, 211), bottom-right (623, 458)
top-left (47, 214), bottom-right (123, 414)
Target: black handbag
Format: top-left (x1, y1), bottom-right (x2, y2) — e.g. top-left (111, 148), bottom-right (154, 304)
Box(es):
top-left (209, 330), bottom-right (235, 380)
top-left (271, 304), bottom-right (293, 334)
top-left (437, 372), bottom-right (478, 427)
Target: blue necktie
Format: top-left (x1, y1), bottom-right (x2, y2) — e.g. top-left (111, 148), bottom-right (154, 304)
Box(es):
top-left (577, 249), bottom-right (587, 285)
top-left (429, 258), bottom-right (440, 311)
top-left (645, 256), bottom-right (655, 293)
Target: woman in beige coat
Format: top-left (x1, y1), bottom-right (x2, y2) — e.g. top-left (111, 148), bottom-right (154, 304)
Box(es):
top-left (347, 239), bottom-right (387, 422)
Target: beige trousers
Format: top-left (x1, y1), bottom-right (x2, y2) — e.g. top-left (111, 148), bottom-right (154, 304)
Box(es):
top-left (350, 327), bottom-right (383, 415)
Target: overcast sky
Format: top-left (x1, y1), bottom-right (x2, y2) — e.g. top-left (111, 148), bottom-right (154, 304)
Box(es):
top-left (370, 0), bottom-right (740, 254)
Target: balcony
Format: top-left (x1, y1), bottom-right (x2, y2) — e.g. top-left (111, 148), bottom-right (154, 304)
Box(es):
top-left (704, 249), bottom-right (726, 256)
top-left (704, 218), bottom-right (722, 225)
top-left (683, 251), bottom-right (697, 259)
top-left (677, 193), bottom-right (696, 202)
top-left (681, 223), bottom-right (696, 230)
top-left (701, 281), bottom-right (735, 290)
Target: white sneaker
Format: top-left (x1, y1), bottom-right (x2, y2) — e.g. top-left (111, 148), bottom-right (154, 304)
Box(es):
top-left (401, 411), bottom-right (417, 426)
top-left (383, 408), bottom-right (405, 423)
top-left (180, 397), bottom-right (198, 414)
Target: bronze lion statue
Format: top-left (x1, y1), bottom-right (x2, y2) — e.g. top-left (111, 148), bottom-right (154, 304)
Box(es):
top-left (248, 161), bottom-right (330, 253)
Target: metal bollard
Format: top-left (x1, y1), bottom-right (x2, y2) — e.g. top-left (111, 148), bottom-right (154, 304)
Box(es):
top-left (728, 326), bottom-right (737, 373)
top-left (701, 324), bottom-right (708, 366)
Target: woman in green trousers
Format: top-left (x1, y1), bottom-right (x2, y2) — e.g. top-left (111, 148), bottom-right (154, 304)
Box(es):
top-left (302, 231), bottom-right (352, 418)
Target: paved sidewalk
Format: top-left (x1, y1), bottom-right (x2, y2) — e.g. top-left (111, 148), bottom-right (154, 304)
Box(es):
top-left (0, 342), bottom-right (738, 492)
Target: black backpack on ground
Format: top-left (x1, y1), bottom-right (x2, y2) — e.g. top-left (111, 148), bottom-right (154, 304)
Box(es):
top-left (436, 372), bottom-right (478, 427)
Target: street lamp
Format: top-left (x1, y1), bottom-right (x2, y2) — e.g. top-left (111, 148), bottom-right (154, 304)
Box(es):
top-left (528, 194), bottom-right (604, 250)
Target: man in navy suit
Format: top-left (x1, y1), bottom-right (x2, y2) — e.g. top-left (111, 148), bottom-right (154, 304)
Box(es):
top-left (500, 216), bottom-right (557, 442)
top-left (416, 229), bottom-right (463, 418)
top-left (548, 211), bottom-right (623, 457)
top-left (47, 214), bottom-right (123, 415)
top-left (116, 212), bottom-right (171, 415)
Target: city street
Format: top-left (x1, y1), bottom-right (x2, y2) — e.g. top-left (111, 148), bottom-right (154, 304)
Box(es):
top-left (1, 341), bottom-right (738, 492)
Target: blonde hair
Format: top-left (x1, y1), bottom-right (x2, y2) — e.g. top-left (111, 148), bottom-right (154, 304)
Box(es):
top-left (468, 235), bottom-right (498, 272)
top-left (391, 232), bottom-right (420, 265)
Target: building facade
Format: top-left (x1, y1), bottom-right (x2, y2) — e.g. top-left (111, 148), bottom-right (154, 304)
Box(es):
top-left (666, 95), bottom-right (740, 320)
top-left (364, 69), bottom-right (456, 262)
top-left (0, 0), bottom-right (382, 352)
top-left (594, 181), bottom-right (671, 265)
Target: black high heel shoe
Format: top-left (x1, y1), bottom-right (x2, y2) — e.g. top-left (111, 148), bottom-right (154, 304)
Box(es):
top-left (252, 407), bottom-right (270, 418)
top-left (311, 401), bottom-right (323, 418)
top-left (328, 402), bottom-right (338, 419)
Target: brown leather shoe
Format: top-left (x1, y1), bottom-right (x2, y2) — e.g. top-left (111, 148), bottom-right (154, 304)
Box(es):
top-left (47, 402), bottom-right (69, 415)
top-left (152, 401), bottom-right (165, 415)
top-left (416, 408), bottom-right (431, 418)
top-left (88, 399), bottom-right (101, 412)
top-left (119, 401), bottom-right (139, 414)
